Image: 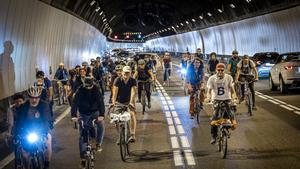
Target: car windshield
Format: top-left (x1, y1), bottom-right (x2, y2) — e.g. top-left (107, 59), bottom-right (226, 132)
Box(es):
top-left (284, 54), bottom-right (300, 62)
top-left (257, 54), bottom-right (278, 64)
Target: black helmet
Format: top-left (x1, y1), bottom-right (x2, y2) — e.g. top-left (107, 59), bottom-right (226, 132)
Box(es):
top-left (36, 71), bottom-right (45, 78)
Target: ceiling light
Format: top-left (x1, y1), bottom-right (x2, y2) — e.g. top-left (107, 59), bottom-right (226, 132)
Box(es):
top-left (207, 12), bottom-right (212, 16)
top-left (191, 19), bottom-right (196, 22)
top-left (230, 4), bottom-right (235, 8)
top-left (95, 7), bottom-right (100, 12)
top-left (171, 26), bottom-right (175, 29)
top-left (168, 28), bottom-right (171, 30)
top-left (199, 15), bottom-right (203, 19)
top-left (180, 23), bottom-right (184, 26)
top-left (99, 11), bottom-right (103, 16)
top-left (246, 0), bottom-right (252, 3)
top-left (217, 9), bottom-right (223, 13)
top-left (176, 25), bottom-right (179, 28)
top-left (103, 18), bottom-right (107, 22)
top-left (164, 29), bottom-right (167, 31)
top-left (90, 0), bottom-right (96, 6)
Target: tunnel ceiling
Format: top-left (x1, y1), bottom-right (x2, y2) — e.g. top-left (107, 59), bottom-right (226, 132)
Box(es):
top-left (40, 0), bottom-right (300, 43)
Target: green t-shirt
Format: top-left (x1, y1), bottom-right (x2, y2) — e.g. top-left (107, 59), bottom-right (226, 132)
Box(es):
top-left (228, 57), bottom-right (241, 74)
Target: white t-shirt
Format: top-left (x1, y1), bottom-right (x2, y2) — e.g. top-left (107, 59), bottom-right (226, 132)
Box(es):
top-left (237, 59), bottom-right (256, 75)
top-left (207, 74), bottom-right (234, 101)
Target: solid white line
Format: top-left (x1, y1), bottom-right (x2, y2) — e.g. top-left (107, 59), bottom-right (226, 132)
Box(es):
top-left (184, 150), bottom-right (196, 166)
top-left (174, 117), bottom-right (181, 125)
top-left (280, 105), bottom-right (294, 111)
top-left (165, 111), bottom-right (171, 118)
top-left (0, 107), bottom-right (70, 169)
top-left (180, 136), bottom-right (191, 148)
top-left (263, 95), bottom-right (274, 99)
top-left (171, 136), bottom-right (180, 149)
top-left (287, 104), bottom-right (300, 111)
top-left (167, 117), bottom-right (174, 125)
top-left (294, 111), bottom-right (300, 115)
top-left (169, 125), bottom-right (176, 135)
top-left (257, 95), bottom-right (268, 100)
top-left (274, 99), bottom-right (286, 105)
top-left (171, 111), bottom-right (178, 117)
top-left (173, 150), bottom-right (184, 166)
top-left (164, 105), bottom-right (169, 110)
top-left (169, 105), bottom-right (175, 110)
top-left (255, 91), bottom-right (263, 95)
top-left (268, 99), bottom-right (279, 104)
top-left (176, 125), bottom-right (185, 134)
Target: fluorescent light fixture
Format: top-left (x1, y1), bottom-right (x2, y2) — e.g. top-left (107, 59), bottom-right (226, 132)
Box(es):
top-left (191, 19), bottom-right (196, 22)
top-left (95, 7), bottom-right (100, 12)
top-left (90, 0), bottom-right (96, 6)
top-left (230, 4), bottom-right (235, 8)
top-left (199, 15), bottom-right (203, 19)
top-left (217, 9), bottom-right (223, 13)
top-left (171, 26), bottom-right (175, 29)
top-left (246, 0), bottom-right (252, 3)
top-left (207, 12), bottom-right (212, 16)
top-left (99, 11), bottom-right (103, 16)
top-left (168, 28), bottom-right (171, 30)
top-left (180, 23), bottom-right (184, 26)
top-left (103, 18), bottom-right (107, 22)
top-left (176, 25), bottom-right (179, 28)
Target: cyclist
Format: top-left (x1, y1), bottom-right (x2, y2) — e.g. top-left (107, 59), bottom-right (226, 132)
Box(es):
top-left (180, 53), bottom-right (190, 79)
top-left (15, 86), bottom-right (52, 169)
top-left (236, 55), bottom-right (259, 110)
top-left (162, 52), bottom-right (172, 85)
top-left (72, 76), bottom-right (105, 167)
top-left (133, 59), bottom-right (155, 108)
top-left (93, 60), bottom-right (105, 95)
top-left (82, 61), bottom-right (92, 76)
top-left (186, 57), bottom-right (205, 119)
top-left (54, 63), bottom-right (68, 103)
top-left (207, 52), bottom-right (219, 76)
top-left (112, 66), bottom-right (137, 142)
top-left (109, 65), bottom-right (123, 104)
top-left (196, 48), bottom-right (204, 60)
top-left (227, 50), bottom-right (241, 82)
top-left (206, 63), bottom-right (238, 144)
top-left (74, 65), bottom-right (81, 76)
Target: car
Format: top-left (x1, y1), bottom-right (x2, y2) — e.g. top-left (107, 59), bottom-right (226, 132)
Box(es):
top-left (252, 52), bottom-right (279, 78)
top-left (269, 52), bottom-right (300, 94)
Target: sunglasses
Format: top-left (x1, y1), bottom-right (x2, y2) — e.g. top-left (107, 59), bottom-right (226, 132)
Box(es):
top-left (194, 61), bottom-right (201, 64)
top-left (36, 84), bottom-right (43, 87)
top-left (217, 69), bottom-right (224, 72)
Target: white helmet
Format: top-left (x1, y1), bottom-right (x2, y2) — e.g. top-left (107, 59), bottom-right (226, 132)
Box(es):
top-left (27, 86), bottom-right (42, 98)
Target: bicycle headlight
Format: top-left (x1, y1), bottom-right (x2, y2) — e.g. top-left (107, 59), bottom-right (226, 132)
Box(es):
top-left (27, 132), bottom-right (38, 143)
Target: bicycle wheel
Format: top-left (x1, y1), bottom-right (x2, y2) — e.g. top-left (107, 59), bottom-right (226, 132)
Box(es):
top-left (141, 90), bottom-right (146, 114)
top-left (247, 93), bottom-right (253, 116)
top-left (119, 126), bottom-right (127, 162)
top-left (126, 122), bottom-right (131, 156)
top-left (220, 131), bottom-right (228, 159)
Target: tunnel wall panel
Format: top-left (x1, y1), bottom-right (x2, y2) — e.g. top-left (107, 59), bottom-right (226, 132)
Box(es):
top-left (0, 0), bottom-right (107, 99)
top-left (145, 5), bottom-right (300, 55)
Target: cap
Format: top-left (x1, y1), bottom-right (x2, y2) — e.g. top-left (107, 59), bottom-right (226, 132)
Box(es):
top-left (232, 50), bottom-right (238, 54)
top-left (138, 59), bottom-right (145, 65)
top-left (216, 63), bottom-right (226, 70)
top-left (115, 64), bottom-right (123, 71)
top-left (123, 66), bottom-right (131, 73)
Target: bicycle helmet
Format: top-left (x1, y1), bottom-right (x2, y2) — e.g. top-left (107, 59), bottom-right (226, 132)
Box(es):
top-left (115, 64), bottom-right (123, 71)
top-left (138, 59), bottom-right (145, 65)
top-left (82, 61), bottom-right (88, 66)
top-left (232, 50), bottom-right (238, 55)
top-left (27, 86), bottom-right (42, 98)
top-left (83, 76), bottom-right (94, 88)
top-left (36, 71), bottom-right (45, 78)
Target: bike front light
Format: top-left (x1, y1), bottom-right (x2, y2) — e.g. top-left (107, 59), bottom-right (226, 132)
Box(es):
top-left (181, 69), bottom-right (187, 74)
top-left (27, 132), bottom-right (39, 143)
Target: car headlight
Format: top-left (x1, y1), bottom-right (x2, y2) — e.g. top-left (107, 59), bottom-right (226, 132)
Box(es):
top-left (27, 132), bottom-right (39, 143)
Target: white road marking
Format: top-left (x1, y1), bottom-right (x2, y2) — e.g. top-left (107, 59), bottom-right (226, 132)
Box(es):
top-left (160, 97), bottom-right (166, 101)
top-left (165, 96), bottom-right (171, 100)
top-left (167, 100), bottom-right (173, 104)
top-left (263, 95), bottom-right (274, 99)
top-left (268, 99), bottom-right (279, 104)
top-left (287, 104), bottom-right (300, 111)
top-left (171, 136), bottom-right (180, 149)
top-left (255, 91), bottom-right (263, 95)
top-left (169, 125), bottom-right (176, 135)
top-left (180, 136), bottom-right (191, 148)
top-left (184, 150), bottom-right (196, 166)
top-left (294, 111), bottom-right (300, 115)
top-left (174, 117), bottom-right (181, 125)
top-left (0, 107), bottom-right (70, 169)
top-left (171, 111), bottom-right (178, 117)
top-left (169, 105), bottom-right (175, 110)
top-left (165, 111), bottom-right (171, 118)
top-left (162, 100), bottom-right (167, 105)
top-left (280, 105), bottom-right (294, 111)
top-left (257, 95), bottom-right (268, 99)
top-left (164, 105), bottom-right (169, 110)
top-left (176, 125), bottom-right (185, 134)
top-left (173, 150), bottom-right (184, 166)
top-left (273, 99), bottom-right (286, 105)
top-left (167, 117), bottom-right (174, 125)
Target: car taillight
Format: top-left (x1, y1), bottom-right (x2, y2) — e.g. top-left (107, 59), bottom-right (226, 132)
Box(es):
top-left (284, 66), bottom-right (293, 70)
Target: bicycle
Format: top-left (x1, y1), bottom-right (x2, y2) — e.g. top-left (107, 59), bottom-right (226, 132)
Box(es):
top-left (138, 80), bottom-right (152, 114)
top-left (192, 88), bottom-right (202, 124)
top-left (74, 119), bottom-right (97, 169)
top-left (211, 100), bottom-right (237, 159)
top-left (164, 68), bottom-right (171, 87)
top-left (109, 103), bottom-right (133, 162)
top-left (237, 79), bottom-right (255, 116)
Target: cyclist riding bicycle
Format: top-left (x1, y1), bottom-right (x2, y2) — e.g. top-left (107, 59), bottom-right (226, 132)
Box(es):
top-left (109, 65), bottom-right (124, 104)
top-left (54, 62), bottom-right (68, 103)
top-left (207, 52), bottom-right (219, 76)
top-left (186, 57), bottom-right (205, 119)
top-left (15, 86), bottom-right (52, 169)
top-left (162, 52), bottom-right (172, 86)
top-left (72, 76), bottom-right (105, 168)
top-left (93, 60), bottom-right (105, 95)
top-left (236, 55), bottom-right (259, 110)
top-left (133, 59), bottom-right (155, 108)
top-left (206, 63), bottom-right (238, 144)
top-left (112, 66), bottom-right (137, 142)
top-left (227, 50), bottom-right (241, 81)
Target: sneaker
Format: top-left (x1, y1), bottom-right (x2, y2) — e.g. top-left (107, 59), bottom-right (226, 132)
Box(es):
top-left (210, 137), bottom-right (216, 144)
top-left (80, 159), bottom-right (86, 169)
top-left (128, 134), bottom-right (136, 143)
top-left (147, 101), bottom-right (151, 109)
top-left (96, 144), bottom-right (103, 152)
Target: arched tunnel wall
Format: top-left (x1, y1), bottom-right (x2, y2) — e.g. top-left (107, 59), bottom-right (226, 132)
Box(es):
top-left (145, 5), bottom-right (300, 56)
top-left (0, 0), bottom-right (107, 99)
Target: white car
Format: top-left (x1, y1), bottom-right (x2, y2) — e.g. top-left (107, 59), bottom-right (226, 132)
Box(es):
top-left (269, 52), bottom-right (300, 94)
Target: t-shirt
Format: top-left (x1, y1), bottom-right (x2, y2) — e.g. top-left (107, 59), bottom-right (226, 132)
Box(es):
top-left (228, 57), bottom-right (241, 74)
top-left (163, 58), bottom-right (171, 68)
top-left (208, 59), bottom-right (219, 72)
top-left (137, 67), bottom-right (151, 81)
top-left (207, 74), bottom-right (234, 101)
top-left (237, 60), bottom-right (256, 75)
top-left (114, 77), bottom-right (137, 104)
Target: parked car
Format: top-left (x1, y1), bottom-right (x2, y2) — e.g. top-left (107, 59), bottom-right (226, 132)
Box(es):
top-left (269, 52), bottom-right (300, 94)
top-left (252, 52), bottom-right (279, 78)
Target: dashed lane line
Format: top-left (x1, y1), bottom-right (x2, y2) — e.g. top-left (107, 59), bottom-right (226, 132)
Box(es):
top-left (171, 136), bottom-right (180, 149)
top-left (167, 117), bottom-right (174, 125)
top-left (176, 125), bottom-right (185, 134)
top-left (169, 126), bottom-right (176, 135)
top-left (173, 151), bottom-right (184, 166)
top-left (184, 150), bottom-right (196, 166)
top-left (180, 136), bottom-right (191, 148)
